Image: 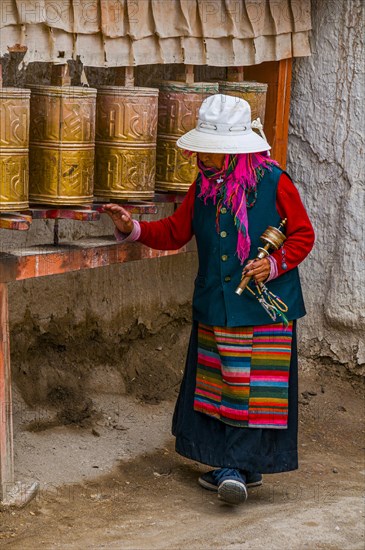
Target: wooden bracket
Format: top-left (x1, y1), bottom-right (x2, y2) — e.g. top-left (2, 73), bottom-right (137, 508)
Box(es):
top-left (185, 65), bottom-right (194, 85)
top-left (115, 67), bottom-right (135, 87)
top-left (51, 63), bottom-right (71, 87)
top-left (176, 65), bottom-right (195, 84)
top-left (0, 213), bottom-right (32, 231)
top-left (227, 66), bottom-right (244, 83)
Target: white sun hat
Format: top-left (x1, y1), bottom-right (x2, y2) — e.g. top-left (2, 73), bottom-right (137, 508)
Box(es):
top-left (176, 93), bottom-right (270, 154)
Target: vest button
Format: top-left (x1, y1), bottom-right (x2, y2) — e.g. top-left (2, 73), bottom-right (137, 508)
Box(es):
top-left (224, 276), bottom-right (231, 282)
top-left (221, 207), bottom-right (227, 214)
top-left (220, 230), bottom-right (227, 238)
top-left (221, 255), bottom-right (228, 262)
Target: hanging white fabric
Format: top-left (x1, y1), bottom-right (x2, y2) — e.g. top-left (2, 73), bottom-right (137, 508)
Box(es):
top-left (0, 0), bottom-right (312, 66)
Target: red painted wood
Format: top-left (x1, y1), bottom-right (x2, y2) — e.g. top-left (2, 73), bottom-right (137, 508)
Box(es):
top-left (243, 59), bottom-right (293, 168)
top-left (153, 193), bottom-right (186, 204)
top-left (26, 208), bottom-right (100, 222)
top-left (25, 204), bottom-right (158, 219)
top-left (0, 214), bottom-right (31, 231)
top-left (0, 283), bottom-right (14, 494)
top-left (92, 203), bottom-right (158, 215)
top-left (0, 239), bottom-right (188, 283)
top-left (275, 58), bottom-right (293, 168)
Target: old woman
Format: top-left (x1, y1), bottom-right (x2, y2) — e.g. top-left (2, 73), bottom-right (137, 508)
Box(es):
top-left (103, 94), bottom-right (315, 505)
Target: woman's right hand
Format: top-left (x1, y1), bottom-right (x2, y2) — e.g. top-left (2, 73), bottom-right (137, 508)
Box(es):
top-left (102, 204), bottom-right (134, 234)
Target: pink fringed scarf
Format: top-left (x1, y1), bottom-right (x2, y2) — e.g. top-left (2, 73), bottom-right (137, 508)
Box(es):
top-left (197, 153), bottom-right (278, 264)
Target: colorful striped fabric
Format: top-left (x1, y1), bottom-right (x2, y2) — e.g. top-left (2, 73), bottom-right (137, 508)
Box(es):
top-left (194, 321), bottom-right (293, 429)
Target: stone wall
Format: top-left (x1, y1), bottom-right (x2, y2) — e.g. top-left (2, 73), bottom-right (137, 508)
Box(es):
top-left (287, 0), bottom-right (364, 374)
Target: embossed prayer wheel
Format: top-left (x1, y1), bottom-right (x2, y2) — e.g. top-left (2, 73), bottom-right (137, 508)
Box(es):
top-left (94, 87), bottom-right (159, 201)
top-left (0, 88), bottom-right (31, 211)
top-left (218, 81), bottom-right (268, 123)
top-left (29, 85), bottom-right (97, 205)
top-left (156, 82), bottom-right (219, 193)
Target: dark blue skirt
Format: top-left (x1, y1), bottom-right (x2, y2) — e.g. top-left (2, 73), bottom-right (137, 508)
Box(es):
top-left (172, 321), bottom-right (298, 473)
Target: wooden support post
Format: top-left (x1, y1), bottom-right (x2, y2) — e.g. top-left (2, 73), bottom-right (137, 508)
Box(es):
top-left (244, 58), bottom-right (293, 168)
top-left (227, 66), bottom-right (244, 82)
top-left (0, 284), bottom-right (39, 508)
top-left (185, 65), bottom-right (194, 85)
top-left (0, 283), bottom-right (13, 497)
top-left (53, 219), bottom-right (60, 246)
top-left (115, 67), bottom-right (135, 87)
top-left (125, 67), bottom-right (135, 87)
top-left (274, 58), bottom-right (292, 168)
top-left (51, 63), bottom-right (71, 87)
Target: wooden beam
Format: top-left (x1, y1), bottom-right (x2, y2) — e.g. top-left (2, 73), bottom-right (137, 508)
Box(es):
top-left (26, 207), bottom-right (100, 222)
top-left (93, 203), bottom-right (157, 215)
top-left (0, 283), bottom-right (14, 498)
top-left (0, 240), bottom-right (190, 283)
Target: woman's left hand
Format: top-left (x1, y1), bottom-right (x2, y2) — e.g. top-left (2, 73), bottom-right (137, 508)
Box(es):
top-left (243, 258), bottom-right (271, 284)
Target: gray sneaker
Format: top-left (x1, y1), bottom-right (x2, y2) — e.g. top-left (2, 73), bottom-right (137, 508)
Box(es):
top-left (199, 469), bottom-right (262, 491)
top-left (198, 468), bottom-right (248, 504)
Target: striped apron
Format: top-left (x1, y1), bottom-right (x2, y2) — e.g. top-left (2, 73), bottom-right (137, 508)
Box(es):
top-left (194, 321), bottom-right (293, 429)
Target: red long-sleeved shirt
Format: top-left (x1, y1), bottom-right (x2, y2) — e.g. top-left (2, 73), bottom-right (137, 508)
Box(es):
top-left (138, 173), bottom-right (315, 276)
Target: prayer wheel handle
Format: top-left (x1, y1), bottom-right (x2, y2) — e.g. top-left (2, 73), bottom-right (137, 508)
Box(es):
top-left (235, 219), bottom-right (287, 296)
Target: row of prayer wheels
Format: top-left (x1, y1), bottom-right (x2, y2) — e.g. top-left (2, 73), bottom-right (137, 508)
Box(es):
top-left (0, 80), bottom-right (267, 212)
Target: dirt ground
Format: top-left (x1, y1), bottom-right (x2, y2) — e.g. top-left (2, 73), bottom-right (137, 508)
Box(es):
top-left (1, 359), bottom-right (364, 549)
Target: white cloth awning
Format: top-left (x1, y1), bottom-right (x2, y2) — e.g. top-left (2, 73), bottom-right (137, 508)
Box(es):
top-left (0, 0), bottom-right (312, 67)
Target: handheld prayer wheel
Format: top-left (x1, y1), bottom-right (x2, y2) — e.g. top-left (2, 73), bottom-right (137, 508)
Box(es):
top-left (156, 82), bottom-right (219, 193)
top-left (0, 88), bottom-right (31, 211)
top-left (218, 81), bottom-right (268, 123)
top-left (29, 85), bottom-right (97, 205)
top-left (94, 86), bottom-right (159, 201)
top-left (235, 219), bottom-right (287, 296)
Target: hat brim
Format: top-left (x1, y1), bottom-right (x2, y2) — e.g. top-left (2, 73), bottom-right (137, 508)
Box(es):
top-left (176, 128), bottom-right (270, 154)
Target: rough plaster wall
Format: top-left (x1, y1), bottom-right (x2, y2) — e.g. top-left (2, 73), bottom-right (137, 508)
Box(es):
top-left (287, 0), bottom-right (364, 373)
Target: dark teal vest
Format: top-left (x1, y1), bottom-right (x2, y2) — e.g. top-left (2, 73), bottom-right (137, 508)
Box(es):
top-left (192, 165), bottom-right (306, 327)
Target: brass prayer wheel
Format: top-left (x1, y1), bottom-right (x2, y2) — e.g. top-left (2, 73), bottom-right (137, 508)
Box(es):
top-left (94, 86), bottom-right (158, 201)
top-left (218, 81), bottom-right (268, 123)
top-left (29, 85), bottom-right (97, 205)
top-left (156, 82), bottom-right (219, 193)
top-left (235, 219), bottom-right (287, 296)
top-left (0, 88), bottom-right (31, 211)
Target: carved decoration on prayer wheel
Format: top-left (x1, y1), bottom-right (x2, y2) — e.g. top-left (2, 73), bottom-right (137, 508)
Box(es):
top-left (94, 87), bottom-right (159, 201)
top-left (156, 82), bottom-right (219, 193)
top-left (218, 81), bottom-right (268, 123)
top-left (0, 88), bottom-right (31, 211)
top-left (29, 85), bottom-right (97, 205)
